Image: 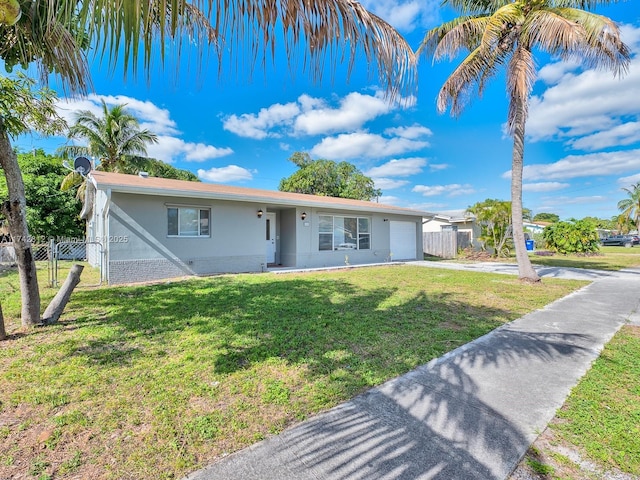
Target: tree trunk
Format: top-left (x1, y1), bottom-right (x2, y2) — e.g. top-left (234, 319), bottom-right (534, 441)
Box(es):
top-left (511, 97), bottom-right (541, 282)
top-left (0, 124), bottom-right (42, 325)
top-left (42, 264), bottom-right (84, 325)
top-left (0, 302), bottom-right (6, 341)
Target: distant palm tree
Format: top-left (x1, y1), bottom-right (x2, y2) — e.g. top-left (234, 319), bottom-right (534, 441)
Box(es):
top-left (1, 0), bottom-right (416, 327)
top-left (418, 0), bottom-right (630, 282)
top-left (59, 101), bottom-right (158, 193)
top-left (617, 183), bottom-right (640, 233)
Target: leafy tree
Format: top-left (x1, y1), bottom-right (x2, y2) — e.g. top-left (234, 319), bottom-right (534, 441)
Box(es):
top-left (617, 183), bottom-right (640, 234)
top-left (533, 213), bottom-right (559, 224)
top-left (120, 157), bottom-right (199, 182)
top-left (581, 216), bottom-right (616, 231)
top-left (418, 0), bottom-right (629, 282)
top-left (0, 74), bottom-right (66, 327)
top-left (467, 199), bottom-right (512, 257)
top-left (543, 219), bottom-right (600, 255)
top-left (0, 150), bottom-right (83, 240)
top-left (611, 213), bottom-right (634, 234)
top-left (279, 152), bottom-right (381, 201)
top-left (59, 101), bottom-right (159, 173)
top-left (0, 1), bottom-right (415, 328)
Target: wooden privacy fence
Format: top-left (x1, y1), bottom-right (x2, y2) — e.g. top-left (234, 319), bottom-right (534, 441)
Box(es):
top-left (423, 231), bottom-right (471, 259)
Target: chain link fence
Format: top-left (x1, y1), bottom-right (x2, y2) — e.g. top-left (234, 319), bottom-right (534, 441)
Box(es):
top-left (1, 240), bottom-right (103, 287)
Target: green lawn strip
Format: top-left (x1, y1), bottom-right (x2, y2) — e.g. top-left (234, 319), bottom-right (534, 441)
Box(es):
top-left (550, 325), bottom-right (640, 475)
top-left (528, 247), bottom-right (640, 271)
top-left (1, 265), bottom-right (586, 479)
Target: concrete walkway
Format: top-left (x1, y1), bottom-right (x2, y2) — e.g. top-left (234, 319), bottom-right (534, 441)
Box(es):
top-left (185, 264), bottom-right (640, 480)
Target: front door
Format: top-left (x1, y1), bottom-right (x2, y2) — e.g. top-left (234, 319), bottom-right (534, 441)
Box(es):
top-left (266, 212), bottom-right (276, 264)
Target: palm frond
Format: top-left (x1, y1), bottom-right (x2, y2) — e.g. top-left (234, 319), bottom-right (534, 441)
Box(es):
top-left (506, 46), bottom-right (536, 134)
top-left (524, 8), bottom-right (630, 75)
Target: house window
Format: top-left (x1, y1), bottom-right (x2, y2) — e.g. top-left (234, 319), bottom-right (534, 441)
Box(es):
top-left (319, 215), bottom-right (370, 251)
top-left (167, 207), bottom-right (210, 237)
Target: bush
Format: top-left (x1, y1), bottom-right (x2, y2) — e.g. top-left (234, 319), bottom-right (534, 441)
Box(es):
top-left (542, 220), bottom-right (600, 255)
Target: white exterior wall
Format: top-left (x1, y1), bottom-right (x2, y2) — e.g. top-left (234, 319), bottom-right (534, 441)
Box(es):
top-left (292, 208), bottom-right (421, 268)
top-left (106, 192), bottom-right (266, 284)
top-left (99, 192), bottom-right (424, 284)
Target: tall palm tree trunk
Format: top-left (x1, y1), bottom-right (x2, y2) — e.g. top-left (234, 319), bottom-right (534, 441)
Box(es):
top-left (511, 97), bottom-right (540, 282)
top-left (0, 124), bottom-right (41, 326)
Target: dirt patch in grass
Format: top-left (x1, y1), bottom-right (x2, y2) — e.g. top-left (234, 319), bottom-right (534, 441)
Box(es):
top-left (510, 426), bottom-right (637, 480)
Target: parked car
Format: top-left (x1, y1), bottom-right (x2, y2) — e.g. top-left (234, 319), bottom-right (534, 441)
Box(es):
top-left (600, 235), bottom-right (639, 247)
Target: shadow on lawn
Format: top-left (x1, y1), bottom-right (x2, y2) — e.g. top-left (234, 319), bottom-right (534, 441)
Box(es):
top-left (65, 275), bottom-right (506, 378)
top-left (61, 273), bottom-right (595, 479)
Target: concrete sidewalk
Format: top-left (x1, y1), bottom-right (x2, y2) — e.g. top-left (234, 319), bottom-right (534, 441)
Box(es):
top-left (185, 270), bottom-right (640, 480)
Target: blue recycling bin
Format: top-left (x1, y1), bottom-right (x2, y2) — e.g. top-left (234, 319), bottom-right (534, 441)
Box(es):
top-left (525, 239), bottom-right (535, 251)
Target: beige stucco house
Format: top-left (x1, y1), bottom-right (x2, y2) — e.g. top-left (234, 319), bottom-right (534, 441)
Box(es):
top-left (85, 171), bottom-right (432, 284)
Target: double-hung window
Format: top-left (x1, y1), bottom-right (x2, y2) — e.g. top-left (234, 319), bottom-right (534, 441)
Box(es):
top-left (167, 206), bottom-right (210, 237)
top-left (319, 215), bottom-right (370, 251)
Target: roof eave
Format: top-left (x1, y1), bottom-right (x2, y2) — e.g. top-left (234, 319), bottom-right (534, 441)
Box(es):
top-left (96, 182), bottom-right (432, 217)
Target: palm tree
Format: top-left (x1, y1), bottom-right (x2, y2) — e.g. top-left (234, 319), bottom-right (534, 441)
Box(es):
top-left (59, 100), bottom-right (159, 195)
top-left (418, 0), bottom-right (630, 282)
top-left (617, 183), bottom-right (640, 234)
top-left (0, 1), bottom-right (417, 328)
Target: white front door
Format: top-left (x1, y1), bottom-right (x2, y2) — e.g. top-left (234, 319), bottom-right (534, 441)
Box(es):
top-left (266, 212), bottom-right (276, 264)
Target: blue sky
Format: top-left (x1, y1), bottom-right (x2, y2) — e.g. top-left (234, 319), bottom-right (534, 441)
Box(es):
top-left (15, 1), bottom-right (640, 221)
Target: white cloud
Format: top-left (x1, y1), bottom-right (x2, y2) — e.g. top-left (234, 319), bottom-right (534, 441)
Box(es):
top-left (409, 202), bottom-right (448, 211)
top-left (503, 149), bottom-right (640, 181)
top-left (294, 92), bottom-right (392, 135)
top-left (522, 182), bottom-right (570, 192)
top-left (197, 165), bottom-right (254, 183)
top-left (527, 25), bottom-right (640, 146)
top-left (384, 124), bottom-right (433, 139)
top-left (223, 90), bottom-right (414, 139)
top-left (378, 195), bottom-right (401, 205)
top-left (148, 136), bottom-right (233, 163)
top-left (358, 0), bottom-right (440, 31)
top-left (412, 184), bottom-right (476, 197)
top-left (537, 59), bottom-right (582, 85)
top-left (57, 93), bottom-right (232, 163)
top-left (57, 94), bottom-right (179, 136)
top-left (222, 102), bottom-right (300, 139)
top-left (618, 173), bottom-right (640, 187)
top-left (374, 178), bottom-right (410, 190)
top-left (365, 157), bottom-right (427, 177)
top-left (568, 121), bottom-right (640, 151)
top-left (311, 132), bottom-right (429, 159)
top-left (429, 163), bottom-right (449, 172)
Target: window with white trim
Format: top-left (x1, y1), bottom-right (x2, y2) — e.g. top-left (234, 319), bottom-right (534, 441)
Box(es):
top-left (319, 215), bottom-right (370, 251)
top-left (167, 207), bottom-right (210, 237)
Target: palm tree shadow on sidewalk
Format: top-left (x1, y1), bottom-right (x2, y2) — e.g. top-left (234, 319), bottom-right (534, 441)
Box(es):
top-left (251, 330), bottom-right (595, 480)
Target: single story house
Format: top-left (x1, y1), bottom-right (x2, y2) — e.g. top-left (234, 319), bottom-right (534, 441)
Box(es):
top-left (422, 210), bottom-right (482, 249)
top-left (85, 171), bottom-right (433, 284)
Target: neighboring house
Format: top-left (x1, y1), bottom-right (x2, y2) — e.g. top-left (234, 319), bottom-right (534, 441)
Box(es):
top-left (523, 221), bottom-right (547, 234)
top-left (422, 210), bottom-right (482, 249)
top-left (85, 171), bottom-right (432, 284)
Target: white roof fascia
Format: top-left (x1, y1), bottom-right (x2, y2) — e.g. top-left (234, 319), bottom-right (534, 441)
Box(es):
top-left (95, 182), bottom-right (430, 218)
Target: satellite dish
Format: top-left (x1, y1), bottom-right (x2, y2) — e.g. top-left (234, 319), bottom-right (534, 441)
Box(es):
top-left (73, 156), bottom-right (92, 175)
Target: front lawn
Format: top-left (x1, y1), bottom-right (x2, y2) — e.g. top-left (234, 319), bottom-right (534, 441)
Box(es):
top-left (0, 265), bottom-right (586, 479)
top-left (529, 247), bottom-right (640, 271)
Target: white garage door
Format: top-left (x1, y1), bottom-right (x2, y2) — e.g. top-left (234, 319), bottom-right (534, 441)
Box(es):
top-left (390, 221), bottom-right (417, 260)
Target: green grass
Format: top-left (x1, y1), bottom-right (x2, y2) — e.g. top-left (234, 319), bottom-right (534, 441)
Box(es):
top-left (528, 246), bottom-right (640, 271)
top-left (0, 265), bottom-right (586, 479)
top-left (516, 324), bottom-right (640, 479)
top-left (552, 325), bottom-right (640, 474)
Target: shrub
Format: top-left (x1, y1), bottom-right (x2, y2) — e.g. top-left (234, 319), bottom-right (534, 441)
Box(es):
top-left (542, 220), bottom-right (600, 255)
